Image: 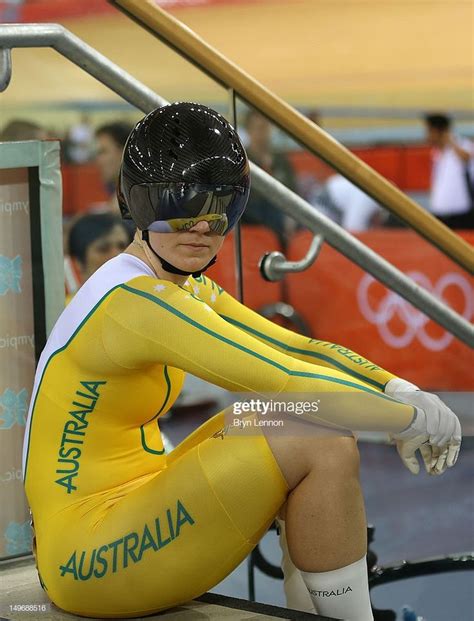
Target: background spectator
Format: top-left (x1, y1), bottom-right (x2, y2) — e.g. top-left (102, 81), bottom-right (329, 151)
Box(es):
top-left (307, 109), bottom-right (321, 127)
top-left (67, 113), bottom-right (94, 164)
top-left (240, 109), bottom-right (297, 245)
top-left (67, 213), bottom-right (132, 286)
top-left (0, 119), bottom-right (48, 141)
top-left (95, 121), bottom-right (132, 213)
top-left (324, 174), bottom-right (383, 231)
top-left (303, 110), bottom-right (382, 230)
top-left (301, 110), bottom-right (337, 211)
top-left (424, 113), bottom-right (474, 228)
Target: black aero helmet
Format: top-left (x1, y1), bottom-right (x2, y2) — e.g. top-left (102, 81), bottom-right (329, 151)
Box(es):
top-left (118, 102), bottom-right (250, 235)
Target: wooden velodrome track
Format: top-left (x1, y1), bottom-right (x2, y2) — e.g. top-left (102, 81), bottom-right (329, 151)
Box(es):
top-left (2, 0), bottom-right (473, 112)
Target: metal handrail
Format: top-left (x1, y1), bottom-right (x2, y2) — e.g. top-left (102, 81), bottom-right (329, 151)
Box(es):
top-left (251, 164), bottom-right (473, 347)
top-left (0, 24), bottom-right (472, 347)
top-left (0, 24), bottom-right (167, 111)
top-left (110, 0), bottom-right (473, 275)
top-left (260, 234), bottom-right (324, 282)
top-left (0, 48), bottom-right (11, 92)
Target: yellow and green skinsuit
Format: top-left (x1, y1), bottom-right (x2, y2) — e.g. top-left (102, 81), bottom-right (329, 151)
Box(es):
top-left (22, 253), bottom-right (413, 618)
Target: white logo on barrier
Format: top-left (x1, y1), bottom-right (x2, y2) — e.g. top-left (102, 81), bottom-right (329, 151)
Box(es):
top-left (0, 254), bottom-right (22, 295)
top-left (357, 271), bottom-right (473, 351)
top-left (0, 388), bottom-right (28, 429)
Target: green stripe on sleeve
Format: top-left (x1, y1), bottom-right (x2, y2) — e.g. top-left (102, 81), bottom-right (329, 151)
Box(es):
top-left (219, 314), bottom-right (385, 390)
top-left (121, 284), bottom-right (394, 399)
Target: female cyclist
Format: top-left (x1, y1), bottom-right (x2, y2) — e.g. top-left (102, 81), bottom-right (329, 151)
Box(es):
top-left (22, 103), bottom-right (461, 621)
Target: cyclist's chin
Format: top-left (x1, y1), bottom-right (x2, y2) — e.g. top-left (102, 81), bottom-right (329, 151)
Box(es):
top-left (170, 251), bottom-right (215, 273)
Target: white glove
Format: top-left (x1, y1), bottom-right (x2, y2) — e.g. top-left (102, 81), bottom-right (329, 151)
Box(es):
top-left (385, 378), bottom-right (462, 475)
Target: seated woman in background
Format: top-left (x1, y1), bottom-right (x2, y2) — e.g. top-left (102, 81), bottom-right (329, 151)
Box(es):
top-left (65, 213), bottom-right (133, 295)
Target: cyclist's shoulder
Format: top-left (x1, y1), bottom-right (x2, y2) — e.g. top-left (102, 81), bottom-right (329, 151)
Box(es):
top-left (186, 273), bottom-right (226, 296)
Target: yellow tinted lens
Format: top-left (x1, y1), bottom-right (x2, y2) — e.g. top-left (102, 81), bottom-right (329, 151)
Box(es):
top-left (167, 214), bottom-right (228, 232)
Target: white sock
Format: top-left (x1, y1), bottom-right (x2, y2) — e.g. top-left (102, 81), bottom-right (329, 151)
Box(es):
top-left (300, 556), bottom-right (374, 621)
top-left (276, 518), bottom-right (316, 613)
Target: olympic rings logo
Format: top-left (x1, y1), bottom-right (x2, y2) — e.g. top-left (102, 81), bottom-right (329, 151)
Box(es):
top-left (357, 271), bottom-right (474, 351)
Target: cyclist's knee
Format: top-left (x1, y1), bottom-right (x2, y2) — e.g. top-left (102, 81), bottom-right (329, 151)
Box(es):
top-left (265, 431), bottom-right (359, 492)
top-left (308, 435), bottom-right (360, 480)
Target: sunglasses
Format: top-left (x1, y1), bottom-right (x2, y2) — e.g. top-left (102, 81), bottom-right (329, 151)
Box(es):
top-left (127, 182), bottom-right (249, 234)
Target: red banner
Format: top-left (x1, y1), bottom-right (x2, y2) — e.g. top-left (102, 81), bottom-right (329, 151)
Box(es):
top-left (287, 231), bottom-right (474, 391)
top-left (0, 0), bottom-right (114, 22)
top-left (0, 0), bottom-right (267, 23)
top-left (154, 0), bottom-right (269, 7)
